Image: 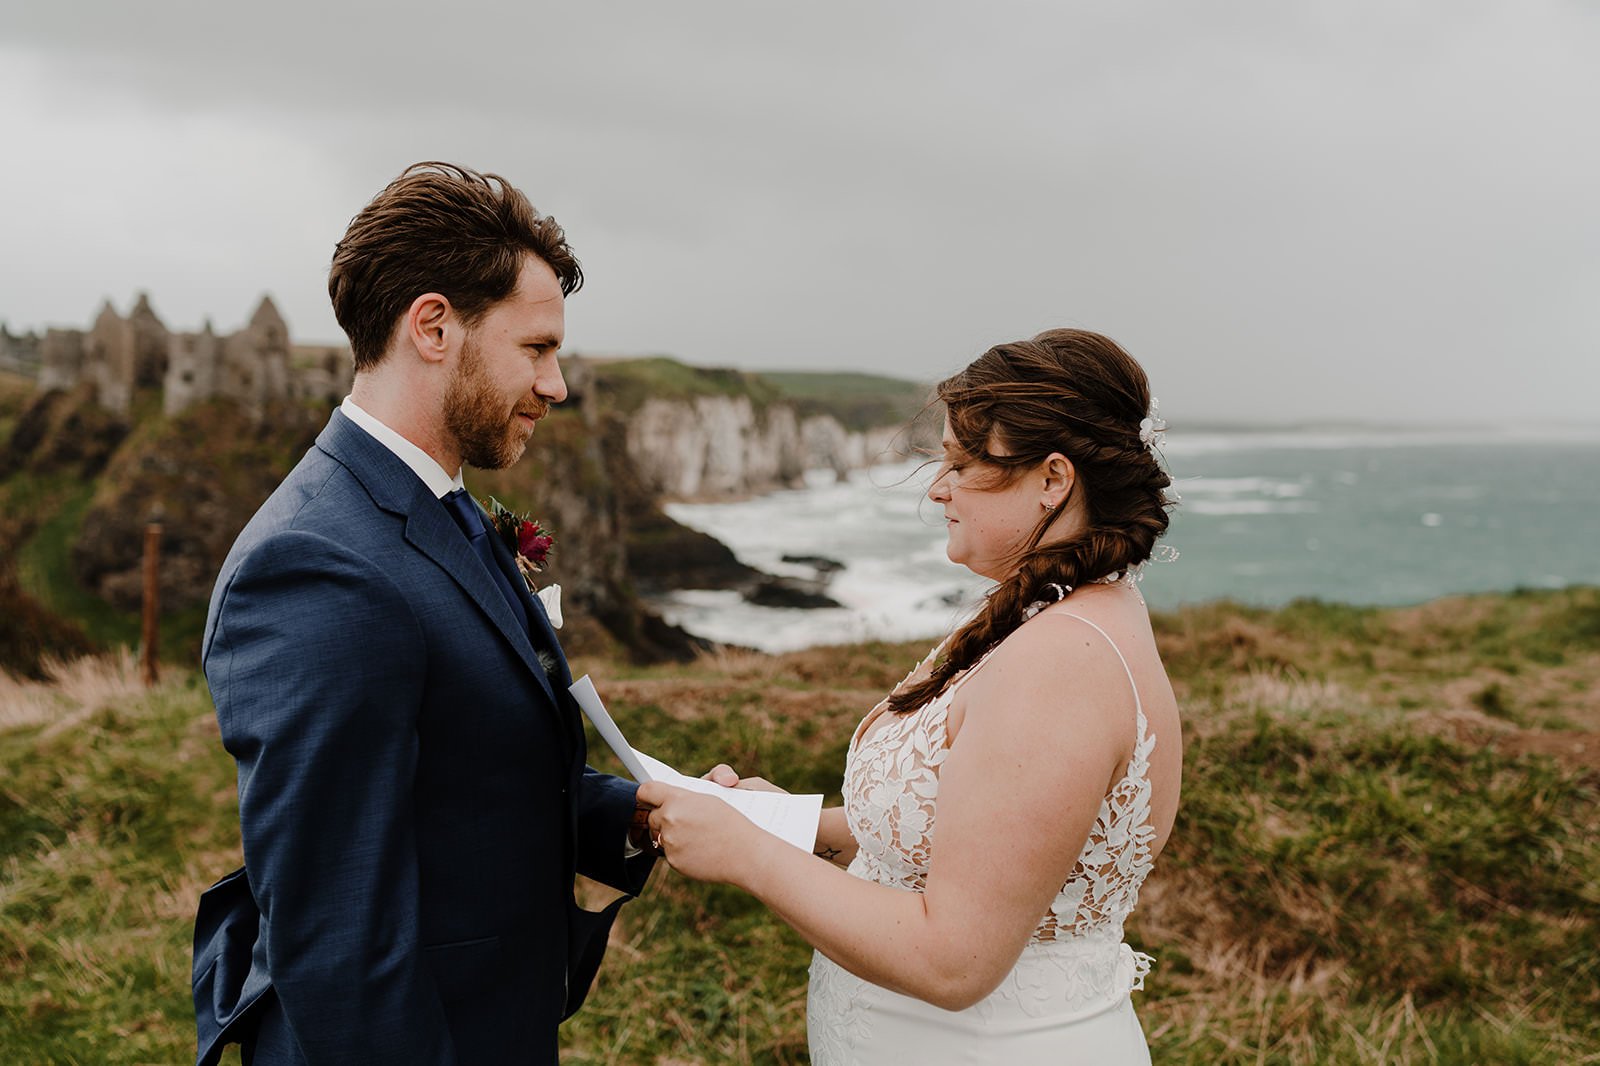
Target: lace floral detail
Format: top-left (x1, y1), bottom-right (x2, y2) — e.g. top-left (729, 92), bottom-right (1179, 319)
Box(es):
top-left (1129, 947), bottom-right (1154, 991)
top-left (838, 614), bottom-right (1159, 962)
top-left (970, 938), bottom-right (1150, 1023)
top-left (808, 618), bottom-right (1161, 1056)
top-left (1034, 705), bottom-right (1158, 944)
top-left (843, 688), bottom-right (954, 894)
top-left (806, 951), bottom-right (873, 1065)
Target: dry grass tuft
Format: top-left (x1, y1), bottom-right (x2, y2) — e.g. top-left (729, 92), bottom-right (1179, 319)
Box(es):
top-left (0, 648), bottom-right (143, 733)
top-left (1225, 668), bottom-right (1355, 718)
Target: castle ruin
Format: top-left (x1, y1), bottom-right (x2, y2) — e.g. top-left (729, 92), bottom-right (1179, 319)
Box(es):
top-left (11, 293), bottom-right (353, 419)
top-left (0, 321), bottom-right (41, 376)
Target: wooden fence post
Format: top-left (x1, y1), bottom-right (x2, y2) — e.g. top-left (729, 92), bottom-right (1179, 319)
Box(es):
top-left (141, 521), bottom-right (162, 687)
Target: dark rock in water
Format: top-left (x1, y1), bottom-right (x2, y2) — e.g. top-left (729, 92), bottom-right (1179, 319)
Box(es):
top-left (464, 407), bottom-right (718, 663)
top-left (744, 575), bottom-right (843, 609)
top-left (780, 553), bottom-right (846, 574)
top-left (626, 505), bottom-right (764, 594)
top-left (583, 597), bottom-right (714, 663)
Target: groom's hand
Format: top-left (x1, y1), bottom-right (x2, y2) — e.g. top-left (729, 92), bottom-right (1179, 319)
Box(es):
top-left (638, 782), bottom-right (765, 885)
top-left (629, 804), bottom-right (663, 855)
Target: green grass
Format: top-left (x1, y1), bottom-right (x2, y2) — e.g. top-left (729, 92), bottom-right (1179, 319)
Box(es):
top-left (9, 479), bottom-right (208, 658)
top-left (587, 358), bottom-right (934, 432)
top-left (0, 670), bottom-right (238, 1063)
top-left (756, 371), bottom-right (926, 399)
top-left (758, 370), bottom-right (932, 432)
top-left (13, 481), bottom-right (142, 648)
top-left (591, 357), bottom-right (784, 415)
top-left (1, 591), bottom-right (1597, 1063)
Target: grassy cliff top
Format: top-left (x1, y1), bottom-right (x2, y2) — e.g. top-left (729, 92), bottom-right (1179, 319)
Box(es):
top-left (588, 356), bottom-right (784, 413)
top-left (757, 369), bottom-right (928, 399)
top-left (586, 356), bottom-right (930, 430)
top-left (759, 369), bottom-right (932, 431)
top-left (1, 587), bottom-right (1596, 1063)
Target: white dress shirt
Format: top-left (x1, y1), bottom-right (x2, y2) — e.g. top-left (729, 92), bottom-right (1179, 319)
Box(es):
top-left (340, 396), bottom-right (465, 498)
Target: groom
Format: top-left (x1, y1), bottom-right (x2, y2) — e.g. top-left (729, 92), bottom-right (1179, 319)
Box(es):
top-left (192, 163), bottom-right (662, 1065)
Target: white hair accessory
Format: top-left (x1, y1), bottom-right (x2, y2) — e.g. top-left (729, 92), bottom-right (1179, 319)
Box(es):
top-left (1021, 582), bottom-right (1072, 621)
top-left (1138, 398), bottom-right (1167, 449)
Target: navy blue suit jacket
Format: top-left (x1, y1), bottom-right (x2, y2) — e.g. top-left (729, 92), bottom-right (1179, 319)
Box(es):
top-left (192, 410), bottom-right (652, 1065)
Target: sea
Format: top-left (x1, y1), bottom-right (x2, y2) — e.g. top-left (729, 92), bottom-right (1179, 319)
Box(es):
top-left (649, 425), bottom-right (1600, 653)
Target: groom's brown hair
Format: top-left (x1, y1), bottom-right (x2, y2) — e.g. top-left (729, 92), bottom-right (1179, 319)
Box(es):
top-left (329, 162), bottom-right (583, 371)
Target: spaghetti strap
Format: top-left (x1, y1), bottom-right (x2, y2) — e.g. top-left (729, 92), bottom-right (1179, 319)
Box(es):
top-left (1032, 611), bottom-right (1146, 727)
top-left (945, 641), bottom-right (1008, 696)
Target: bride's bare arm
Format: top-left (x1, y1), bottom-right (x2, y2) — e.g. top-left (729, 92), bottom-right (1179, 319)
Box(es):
top-left (640, 621), bottom-right (1138, 1011)
top-left (811, 807), bottom-right (856, 866)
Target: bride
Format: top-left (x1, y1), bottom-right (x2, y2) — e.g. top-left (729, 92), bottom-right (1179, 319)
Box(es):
top-left (638, 328), bottom-right (1182, 1064)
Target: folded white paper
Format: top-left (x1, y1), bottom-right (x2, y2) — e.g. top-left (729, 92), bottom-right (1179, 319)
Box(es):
top-left (632, 751), bottom-right (823, 854)
top-left (569, 675), bottom-right (653, 782)
top-left (570, 675), bottom-right (823, 853)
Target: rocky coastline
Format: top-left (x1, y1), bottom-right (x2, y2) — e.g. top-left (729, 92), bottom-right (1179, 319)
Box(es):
top-left (0, 355), bottom-right (932, 672)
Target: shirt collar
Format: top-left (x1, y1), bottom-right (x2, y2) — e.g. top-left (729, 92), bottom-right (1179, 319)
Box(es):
top-left (340, 396), bottom-right (464, 499)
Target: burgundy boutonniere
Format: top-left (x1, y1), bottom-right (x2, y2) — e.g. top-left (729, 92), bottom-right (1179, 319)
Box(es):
top-left (482, 496), bottom-right (554, 591)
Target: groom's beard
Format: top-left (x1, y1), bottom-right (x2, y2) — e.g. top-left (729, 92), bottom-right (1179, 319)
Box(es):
top-left (444, 337), bottom-right (551, 470)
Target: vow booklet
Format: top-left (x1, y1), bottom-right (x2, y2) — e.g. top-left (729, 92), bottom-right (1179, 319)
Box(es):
top-left (570, 675), bottom-right (823, 853)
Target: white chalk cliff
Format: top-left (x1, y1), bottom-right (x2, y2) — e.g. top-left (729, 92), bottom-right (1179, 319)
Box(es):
top-left (623, 395), bottom-right (914, 499)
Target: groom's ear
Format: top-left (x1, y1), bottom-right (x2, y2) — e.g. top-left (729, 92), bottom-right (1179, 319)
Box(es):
top-left (402, 292), bottom-right (457, 366)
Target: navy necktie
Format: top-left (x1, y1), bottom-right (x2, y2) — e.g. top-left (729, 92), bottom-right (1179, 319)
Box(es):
top-left (441, 487), bottom-right (532, 637)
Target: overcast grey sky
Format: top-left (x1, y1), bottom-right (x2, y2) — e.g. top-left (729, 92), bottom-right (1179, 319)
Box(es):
top-left (2, 1), bottom-right (1596, 423)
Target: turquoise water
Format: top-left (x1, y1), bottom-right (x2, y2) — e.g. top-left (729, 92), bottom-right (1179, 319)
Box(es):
top-left (658, 428), bottom-right (1600, 651)
top-left (1155, 432), bottom-right (1600, 609)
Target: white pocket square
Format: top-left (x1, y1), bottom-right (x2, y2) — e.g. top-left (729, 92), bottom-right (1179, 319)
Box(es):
top-left (536, 584), bottom-right (562, 629)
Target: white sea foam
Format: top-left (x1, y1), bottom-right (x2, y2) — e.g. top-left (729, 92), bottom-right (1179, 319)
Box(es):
top-left (657, 460), bottom-right (985, 651)
top-left (650, 434), bottom-right (1600, 651)
top-left (1184, 500), bottom-right (1321, 516)
top-left (1163, 423), bottom-right (1600, 456)
top-left (1174, 476), bottom-right (1310, 498)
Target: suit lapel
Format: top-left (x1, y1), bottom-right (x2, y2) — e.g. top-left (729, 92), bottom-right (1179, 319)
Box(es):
top-left (401, 503), bottom-right (559, 708)
top-left (315, 411), bottom-right (560, 711)
top-left (484, 530), bottom-right (563, 672)
top-left (483, 505), bottom-right (583, 751)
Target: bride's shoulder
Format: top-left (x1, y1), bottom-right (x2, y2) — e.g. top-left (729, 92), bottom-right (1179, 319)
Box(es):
top-left (968, 607), bottom-right (1135, 699)
top-left (968, 585), bottom-right (1147, 684)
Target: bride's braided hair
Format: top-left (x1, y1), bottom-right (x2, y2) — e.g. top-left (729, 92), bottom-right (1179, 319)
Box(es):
top-left (886, 329), bottom-right (1176, 715)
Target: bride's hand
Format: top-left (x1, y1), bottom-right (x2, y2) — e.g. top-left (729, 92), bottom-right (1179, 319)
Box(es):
top-left (700, 763), bottom-right (788, 794)
top-left (700, 763), bottom-right (740, 787)
top-left (733, 776), bottom-right (788, 794)
top-left (637, 782), bottom-right (765, 885)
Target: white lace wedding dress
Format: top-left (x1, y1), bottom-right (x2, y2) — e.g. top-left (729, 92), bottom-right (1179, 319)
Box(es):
top-left (807, 612), bottom-right (1158, 1064)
